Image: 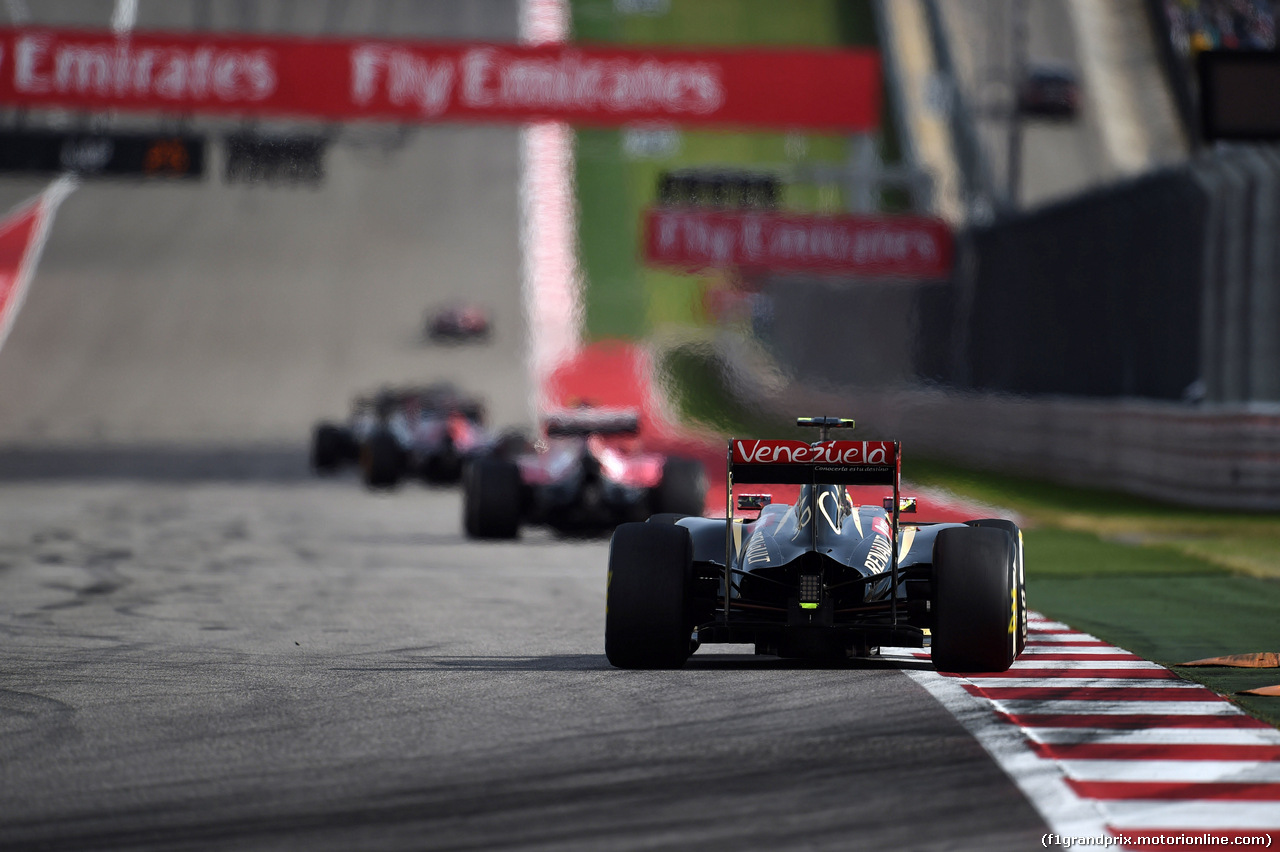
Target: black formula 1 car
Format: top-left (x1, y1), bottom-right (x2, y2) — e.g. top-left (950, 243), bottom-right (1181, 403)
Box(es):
top-left (311, 383), bottom-right (498, 489)
top-left (463, 407), bottom-right (707, 539)
top-left (605, 417), bottom-right (1027, 672)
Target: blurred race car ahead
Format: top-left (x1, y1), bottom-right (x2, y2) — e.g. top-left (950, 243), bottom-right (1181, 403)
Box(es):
top-left (425, 303), bottom-right (491, 343)
top-left (604, 416), bottom-right (1027, 672)
top-left (463, 407), bottom-right (707, 539)
top-left (1017, 63), bottom-right (1080, 119)
top-left (311, 383), bottom-right (498, 489)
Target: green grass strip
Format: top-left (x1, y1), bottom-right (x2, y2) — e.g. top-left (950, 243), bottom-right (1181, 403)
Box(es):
top-left (1031, 562), bottom-right (1280, 727)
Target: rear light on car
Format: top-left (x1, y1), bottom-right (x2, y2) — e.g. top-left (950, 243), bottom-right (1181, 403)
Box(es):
top-left (799, 574), bottom-right (821, 608)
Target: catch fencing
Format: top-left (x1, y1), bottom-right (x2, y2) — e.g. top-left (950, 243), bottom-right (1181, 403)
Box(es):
top-left (942, 146), bottom-right (1280, 408)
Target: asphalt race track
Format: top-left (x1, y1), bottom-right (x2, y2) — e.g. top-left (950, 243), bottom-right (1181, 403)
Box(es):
top-left (0, 2), bottom-right (1049, 849)
top-left (0, 483), bottom-right (1047, 852)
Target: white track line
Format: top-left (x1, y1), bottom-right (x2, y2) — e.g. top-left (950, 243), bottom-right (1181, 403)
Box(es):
top-left (967, 678), bottom-right (1204, 690)
top-left (1058, 759), bottom-right (1280, 784)
top-left (1027, 617), bottom-right (1081, 630)
top-left (1028, 631), bottom-right (1105, 638)
top-left (989, 700), bottom-right (1245, 716)
top-left (1103, 801), bottom-right (1280, 831)
top-left (1020, 646), bottom-right (1147, 655)
top-left (1006, 659), bottom-right (1167, 670)
top-left (1027, 728), bottom-right (1280, 746)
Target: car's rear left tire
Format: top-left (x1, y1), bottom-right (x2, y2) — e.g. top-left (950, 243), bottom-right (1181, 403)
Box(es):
top-left (605, 522), bottom-right (693, 669)
top-left (463, 458), bottom-right (522, 539)
top-left (932, 526), bottom-right (1018, 673)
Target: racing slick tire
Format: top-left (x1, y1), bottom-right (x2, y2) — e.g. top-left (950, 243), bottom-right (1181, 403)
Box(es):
top-left (310, 423), bottom-right (348, 474)
top-left (362, 431), bottom-right (405, 490)
top-left (653, 458), bottom-right (707, 518)
top-left (605, 522), bottom-right (694, 669)
top-left (968, 519), bottom-right (1027, 655)
top-left (646, 513), bottom-right (689, 525)
top-left (463, 458), bottom-right (522, 539)
top-left (931, 526), bottom-right (1018, 673)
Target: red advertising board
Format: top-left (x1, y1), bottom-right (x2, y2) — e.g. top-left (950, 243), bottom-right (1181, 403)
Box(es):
top-left (644, 207), bottom-right (953, 280)
top-left (0, 28), bottom-right (880, 131)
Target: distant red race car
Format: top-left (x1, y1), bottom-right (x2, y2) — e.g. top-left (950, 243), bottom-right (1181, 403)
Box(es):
top-left (463, 407), bottom-right (707, 539)
top-left (425, 304), bottom-right (491, 342)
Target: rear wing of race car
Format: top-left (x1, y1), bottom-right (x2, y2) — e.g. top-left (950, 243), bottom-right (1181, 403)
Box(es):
top-left (544, 408), bottom-right (641, 438)
top-left (730, 438), bottom-right (899, 486)
top-left (726, 437), bottom-right (901, 533)
top-left (722, 418), bottom-right (904, 627)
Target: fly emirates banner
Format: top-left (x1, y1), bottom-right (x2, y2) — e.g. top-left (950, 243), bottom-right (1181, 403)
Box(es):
top-left (0, 28), bottom-right (880, 131)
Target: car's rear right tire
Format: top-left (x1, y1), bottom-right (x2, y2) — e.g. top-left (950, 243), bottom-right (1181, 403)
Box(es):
top-left (463, 458), bottom-right (522, 539)
top-left (932, 526), bottom-right (1018, 673)
top-left (968, 519), bottom-right (1027, 655)
top-left (605, 522), bottom-right (693, 669)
